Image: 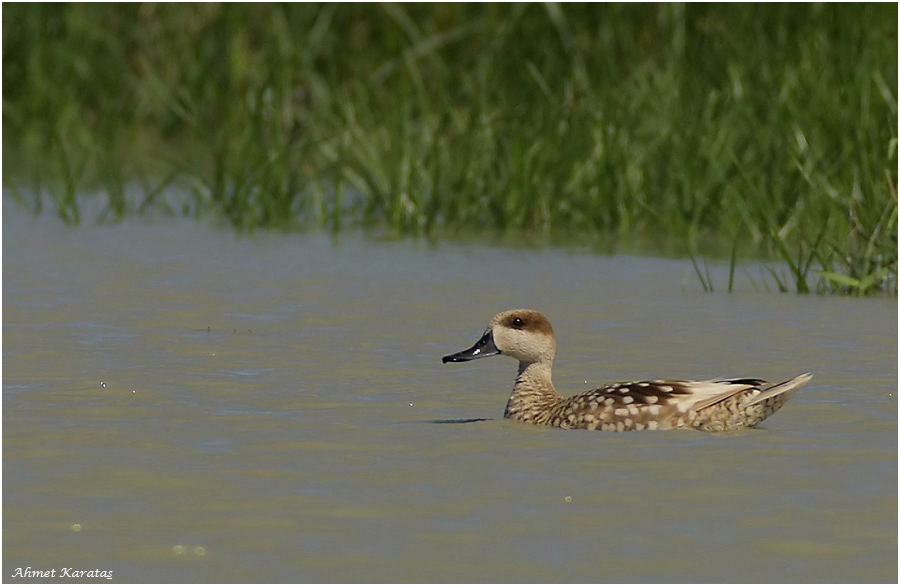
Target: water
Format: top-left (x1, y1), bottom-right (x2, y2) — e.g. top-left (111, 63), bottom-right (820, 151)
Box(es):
top-left (3, 208), bottom-right (896, 582)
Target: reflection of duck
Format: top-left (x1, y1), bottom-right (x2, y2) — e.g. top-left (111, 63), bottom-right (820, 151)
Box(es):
top-left (442, 309), bottom-right (812, 432)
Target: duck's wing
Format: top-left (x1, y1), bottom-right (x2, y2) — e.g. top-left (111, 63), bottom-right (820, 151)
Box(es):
top-left (563, 378), bottom-right (763, 424)
top-left (582, 378), bottom-right (768, 410)
top-left (588, 372), bottom-right (812, 412)
top-left (672, 377), bottom-right (771, 412)
top-left (560, 375), bottom-right (811, 431)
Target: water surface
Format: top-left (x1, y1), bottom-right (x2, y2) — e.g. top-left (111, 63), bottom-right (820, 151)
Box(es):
top-left (3, 209), bottom-right (896, 582)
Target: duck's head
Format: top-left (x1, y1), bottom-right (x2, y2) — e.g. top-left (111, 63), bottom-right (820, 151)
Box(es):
top-left (442, 309), bottom-right (557, 366)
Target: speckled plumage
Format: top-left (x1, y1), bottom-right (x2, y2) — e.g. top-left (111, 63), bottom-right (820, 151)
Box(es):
top-left (442, 309), bottom-right (812, 432)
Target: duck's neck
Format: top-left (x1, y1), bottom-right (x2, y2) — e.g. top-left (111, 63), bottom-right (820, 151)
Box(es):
top-left (504, 361), bottom-right (564, 423)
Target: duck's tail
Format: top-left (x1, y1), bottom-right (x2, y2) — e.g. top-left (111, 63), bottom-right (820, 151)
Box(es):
top-left (692, 373), bottom-right (812, 431)
top-left (743, 372), bottom-right (813, 427)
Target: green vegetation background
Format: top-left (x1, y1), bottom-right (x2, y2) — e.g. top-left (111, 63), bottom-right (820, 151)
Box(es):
top-left (3, 4), bottom-right (897, 294)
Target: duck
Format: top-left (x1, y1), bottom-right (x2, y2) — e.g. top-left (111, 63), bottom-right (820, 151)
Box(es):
top-left (442, 309), bottom-right (812, 432)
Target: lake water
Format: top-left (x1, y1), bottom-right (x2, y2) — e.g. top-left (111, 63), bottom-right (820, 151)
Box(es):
top-left (3, 205), bottom-right (896, 582)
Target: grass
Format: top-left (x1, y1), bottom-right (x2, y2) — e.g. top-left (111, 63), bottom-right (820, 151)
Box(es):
top-left (3, 4), bottom-right (897, 295)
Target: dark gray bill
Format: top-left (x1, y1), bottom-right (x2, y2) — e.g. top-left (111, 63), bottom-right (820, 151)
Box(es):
top-left (442, 330), bottom-right (500, 363)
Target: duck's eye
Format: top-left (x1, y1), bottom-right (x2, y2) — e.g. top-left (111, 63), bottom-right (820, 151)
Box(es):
top-left (512, 317), bottom-right (525, 329)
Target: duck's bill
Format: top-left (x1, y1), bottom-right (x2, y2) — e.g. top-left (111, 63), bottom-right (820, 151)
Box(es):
top-left (442, 331), bottom-right (500, 363)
